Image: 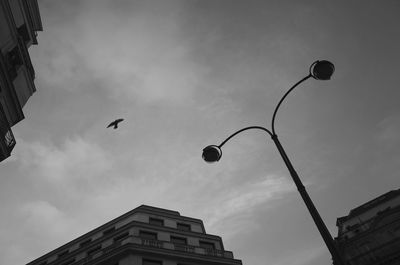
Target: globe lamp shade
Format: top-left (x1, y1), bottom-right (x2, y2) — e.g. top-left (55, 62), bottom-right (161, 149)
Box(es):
top-left (202, 145), bottom-right (222, 163)
top-left (310, 60), bottom-right (335, 80)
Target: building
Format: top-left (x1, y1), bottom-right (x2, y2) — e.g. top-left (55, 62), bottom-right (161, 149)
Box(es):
top-left (0, 0), bottom-right (42, 162)
top-left (335, 189), bottom-right (400, 265)
top-left (26, 205), bottom-right (243, 265)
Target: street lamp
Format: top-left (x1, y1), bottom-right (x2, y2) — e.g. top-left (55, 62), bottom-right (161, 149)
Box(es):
top-left (202, 60), bottom-right (345, 265)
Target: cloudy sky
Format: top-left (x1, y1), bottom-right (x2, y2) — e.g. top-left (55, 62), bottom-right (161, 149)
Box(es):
top-left (1, 0), bottom-right (400, 264)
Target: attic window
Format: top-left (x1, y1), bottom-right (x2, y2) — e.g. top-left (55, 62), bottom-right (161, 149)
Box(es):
top-left (170, 236), bottom-right (187, 245)
top-left (58, 250), bottom-right (69, 258)
top-left (199, 241), bottom-right (215, 249)
top-left (114, 231), bottom-right (129, 242)
top-left (61, 258), bottom-right (75, 265)
top-left (103, 227), bottom-right (116, 235)
top-left (87, 245), bottom-right (101, 255)
top-left (149, 217), bottom-right (164, 226)
top-left (139, 230), bottom-right (157, 240)
top-left (79, 238), bottom-right (92, 247)
top-left (143, 259), bottom-right (162, 265)
top-left (177, 223), bottom-right (191, 231)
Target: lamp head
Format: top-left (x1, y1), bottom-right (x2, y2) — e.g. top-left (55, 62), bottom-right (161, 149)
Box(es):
top-left (310, 60), bottom-right (335, 80)
top-left (202, 145), bottom-right (222, 163)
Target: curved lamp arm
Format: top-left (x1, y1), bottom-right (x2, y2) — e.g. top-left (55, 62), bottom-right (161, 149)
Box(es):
top-left (219, 126), bottom-right (272, 148)
top-left (202, 126), bottom-right (272, 163)
top-left (271, 60), bottom-right (335, 135)
top-left (271, 74), bottom-right (311, 135)
top-left (202, 60), bottom-right (341, 264)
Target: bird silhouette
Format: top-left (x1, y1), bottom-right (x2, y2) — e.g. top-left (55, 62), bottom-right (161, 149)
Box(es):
top-left (107, 118), bottom-right (124, 129)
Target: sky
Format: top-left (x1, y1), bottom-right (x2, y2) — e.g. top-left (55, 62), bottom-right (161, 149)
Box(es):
top-left (1, 0), bottom-right (400, 264)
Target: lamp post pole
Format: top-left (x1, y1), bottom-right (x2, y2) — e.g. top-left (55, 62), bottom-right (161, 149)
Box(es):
top-left (202, 61), bottom-right (346, 265)
top-left (272, 134), bottom-right (345, 265)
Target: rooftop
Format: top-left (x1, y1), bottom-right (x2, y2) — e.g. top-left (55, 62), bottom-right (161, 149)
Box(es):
top-left (337, 188), bottom-right (400, 224)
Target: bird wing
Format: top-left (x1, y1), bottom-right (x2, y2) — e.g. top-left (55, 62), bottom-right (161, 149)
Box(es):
top-left (107, 119), bottom-right (124, 128)
top-left (107, 121), bottom-right (116, 128)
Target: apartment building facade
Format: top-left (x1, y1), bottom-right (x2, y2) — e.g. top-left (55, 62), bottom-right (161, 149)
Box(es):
top-left (26, 205), bottom-right (243, 265)
top-left (0, 0), bottom-right (42, 162)
top-left (335, 189), bottom-right (400, 265)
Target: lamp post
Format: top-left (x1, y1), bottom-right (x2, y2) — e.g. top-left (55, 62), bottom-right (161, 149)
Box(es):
top-left (202, 60), bottom-right (345, 265)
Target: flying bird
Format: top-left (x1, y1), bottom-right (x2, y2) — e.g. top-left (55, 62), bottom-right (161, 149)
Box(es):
top-left (107, 118), bottom-right (124, 129)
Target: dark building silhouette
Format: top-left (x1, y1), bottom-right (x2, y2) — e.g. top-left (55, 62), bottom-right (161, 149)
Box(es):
top-left (0, 0), bottom-right (42, 162)
top-left (26, 205), bottom-right (243, 265)
top-left (335, 189), bottom-right (400, 265)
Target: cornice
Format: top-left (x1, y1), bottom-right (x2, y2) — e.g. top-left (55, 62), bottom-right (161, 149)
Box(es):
top-left (77, 240), bottom-right (242, 265)
top-left (26, 209), bottom-right (225, 265)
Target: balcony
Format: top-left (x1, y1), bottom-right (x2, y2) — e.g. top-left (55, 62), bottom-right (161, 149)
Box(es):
top-left (142, 238), bottom-right (163, 248)
top-left (174, 243), bottom-right (195, 253)
top-left (16, 35), bottom-right (35, 79)
top-left (202, 247), bottom-right (229, 257)
top-left (0, 106), bottom-right (16, 162)
top-left (135, 237), bottom-right (233, 258)
top-left (67, 235), bottom-right (238, 265)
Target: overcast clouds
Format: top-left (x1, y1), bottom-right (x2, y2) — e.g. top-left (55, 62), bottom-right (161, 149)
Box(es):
top-left (1, 1), bottom-right (400, 265)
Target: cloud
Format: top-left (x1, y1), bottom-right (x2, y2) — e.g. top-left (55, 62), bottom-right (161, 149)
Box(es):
top-left (34, 0), bottom-right (208, 106)
top-left (366, 113), bottom-right (400, 180)
top-left (0, 200), bottom-right (75, 265)
top-left (20, 200), bottom-right (69, 235)
top-left (201, 175), bottom-right (294, 237)
top-left (197, 87), bottom-right (242, 120)
top-left (377, 113), bottom-right (400, 147)
top-left (15, 136), bottom-right (113, 187)
top-left (270, 245), bottom-right (327, 265)
top-left (11, 200), bottom-right (81, 264)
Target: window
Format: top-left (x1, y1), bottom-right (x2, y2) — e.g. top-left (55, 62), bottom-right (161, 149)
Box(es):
top-left (171, 236), bottom-right (187, 245)
top-left (199, 241), bottom-right (215, 249)
top-left (149, 217), bottom-right (164, 226)
top-left (79, 238), bottom-right (92, 247)
top-left (87, 245), bottom-right (101, 255)
top-left (58, 250), bottom-right (69, 258)
top-left (7, 46), bottom-right (22, 67)
top-left (143, 258), bottom-right (162, 265)
top-left (139, 230), bottom-right (157, 240)
top-left (17, 24), bottom-right (30, 43)
top-left (103, 227), bottom-right (116, 235)
top-left (6, 46), bottom-right (22, 79)
top-left (177, 223), bottom-right (191, 231)
top-left (61, 258), bottom-right (75, 265)
top-left (114, 231), bottom-right (129, 242)
top-left (5, 130), bottom-right (15, 147)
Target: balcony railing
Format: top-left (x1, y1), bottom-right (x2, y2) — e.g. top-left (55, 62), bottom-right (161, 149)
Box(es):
top-left (174, 243), bottom-right (195, 253)
top-left (203, 247), bottom-right (227, 257)
top-left (142, 238), bottom-right (163, 248)
top-left (48, 235), bottom-right (237, 265)
top-left (139, 237), bottom-right (233, 258)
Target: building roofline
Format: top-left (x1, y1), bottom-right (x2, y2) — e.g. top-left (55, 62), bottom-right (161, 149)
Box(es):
top-left (337, 188), bottom-right (400, 224)
top-left (128, 205), bottom-right (206, 229)
top-left (26, 205), bottom-right (212, 264)
top-left (80, 205), bottom-right (206, 240)
top-left (26, 0), bottom-right (43, 32)
top-left (136, 204), bottom-right (181, 216)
